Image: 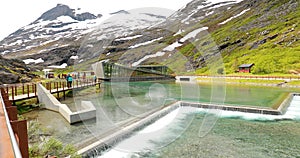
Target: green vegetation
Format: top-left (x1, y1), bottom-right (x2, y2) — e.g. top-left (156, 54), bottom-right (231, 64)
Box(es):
top-left (15, 98), bottom-right (40, 114)
top-left (175, 0), bottom-right (300, 75)
top-left (27, 121), bottom-right (80, 158)
top-left (287, 80), bottom-right (300, 86)
top-left (196, 77), bottom-right (286, 85)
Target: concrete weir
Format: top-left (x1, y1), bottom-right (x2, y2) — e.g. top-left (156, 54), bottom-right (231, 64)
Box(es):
top-left (77, 93), bottom-right (297, 157)
top-left (78, 103), bottom-right (179, 157)
top-left (181, 93), bottom-right (296, 115)
top-left (37, 83), bottom-right (96, 124)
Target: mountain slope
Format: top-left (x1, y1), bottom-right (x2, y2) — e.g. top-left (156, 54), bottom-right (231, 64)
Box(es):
top-left (0, 0), bottom-right (299, 75)
top-left (0, 4), bottom-right (172, 68)
top-left (0, 55), bottom-right (36, 84)
top-left (98, 0), bottom-right (299, 75)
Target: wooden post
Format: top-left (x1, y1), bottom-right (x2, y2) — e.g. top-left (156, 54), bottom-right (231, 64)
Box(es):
top-left (22, 84), bottom-right (25, 95)
top-left (49, 82), bottom-right (52, 93)
top-left (31, 84), bottom-right (34, 95)
top-left (56, 82), bottom-right (59, 98)
top-left (11, 86), bottom-right (14, 102)
top-left (62, 82), bottom-right (65, 100)
top-left (6, 106), bottom-right (18, 121)
top-left (11, 120), bottom-right (29, 158)
top-left (27, 85), bottom-right (29, 98)
top-left (34, 84), bottom-right (37, 96)
top-left (14, 85), bottom-right (17, 96)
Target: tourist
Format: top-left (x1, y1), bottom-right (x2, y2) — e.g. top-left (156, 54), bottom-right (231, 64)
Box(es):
top-left (67, 74), bottom-right (73, 88)
top-left (94, 75), bottom-right (97, 83)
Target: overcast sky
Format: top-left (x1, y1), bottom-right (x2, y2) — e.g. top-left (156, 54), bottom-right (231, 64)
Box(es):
top-left (0, 0), bottom-right (192, 40)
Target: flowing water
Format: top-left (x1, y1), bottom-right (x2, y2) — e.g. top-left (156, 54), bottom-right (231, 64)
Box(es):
top-left (98, 96), bottom-right (300, 158)
top-left (22, 81), bottom-right (300, 157)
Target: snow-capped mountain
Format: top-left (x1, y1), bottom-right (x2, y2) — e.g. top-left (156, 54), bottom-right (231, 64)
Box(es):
top-left (97, 0), bottom-right (249, 68)
top-left (0, 4), bottom-right (99, 56)
top-left (95, 0), bottom-right (299, 74)
top-left (1, 0), bottom-right (299, 75)
top-left (0, 4), bottom-right (172, 65)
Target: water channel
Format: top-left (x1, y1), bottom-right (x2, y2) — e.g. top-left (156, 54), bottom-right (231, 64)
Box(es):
top-left (22, 81), bottom-right (300, 157)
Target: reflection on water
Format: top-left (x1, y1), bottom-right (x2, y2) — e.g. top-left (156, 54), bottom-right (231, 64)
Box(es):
top-left (22, 81), bottom-right (299, 149)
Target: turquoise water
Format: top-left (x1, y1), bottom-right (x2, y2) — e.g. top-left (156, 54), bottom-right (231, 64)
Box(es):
top-left (99, 97), bottom-right (300, 158)
top-left (152, 114), bottom-right (300, 158)
top-left (100, 81), bottom-right (298, 108)
top-left (23, 81), bottom-right (300, 152)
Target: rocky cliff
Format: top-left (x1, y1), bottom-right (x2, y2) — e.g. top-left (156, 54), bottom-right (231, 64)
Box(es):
top-left (0, 56), bottom-right (36, 84)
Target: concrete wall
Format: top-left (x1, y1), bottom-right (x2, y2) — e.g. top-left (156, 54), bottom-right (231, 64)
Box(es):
top-left (37, 84), bottom-right (96, 124)
top-left (175, 76), bottom-right (198, 83)
top-left (180, 101), bottom-right (282, 115)
top-left (92, 61), bottom-right (105, 79)
top-left (78, 103), bottom-right (180, 157)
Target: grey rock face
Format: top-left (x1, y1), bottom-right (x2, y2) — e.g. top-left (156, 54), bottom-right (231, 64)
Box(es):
top-left (0, 56), bottom-right (36, 84)
top-left (36, 4), bottom-right (98, 22)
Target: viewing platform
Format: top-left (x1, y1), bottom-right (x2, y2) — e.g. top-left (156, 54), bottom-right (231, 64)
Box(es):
top-left (2, 79), bottom-right (101, 103)
top-left (92, 61), bottom-right (175, 82)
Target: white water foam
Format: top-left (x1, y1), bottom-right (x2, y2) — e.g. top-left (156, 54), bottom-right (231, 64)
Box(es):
top-left (98, 107), bottom-right (194, 158)
top-left (194, 96), bottom-right (300, 121)
top-left (98, 96), bottom-right (300, 157)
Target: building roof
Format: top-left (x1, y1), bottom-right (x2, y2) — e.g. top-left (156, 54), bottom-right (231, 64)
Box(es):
top-left (239, 63), bottom-right (254, 68)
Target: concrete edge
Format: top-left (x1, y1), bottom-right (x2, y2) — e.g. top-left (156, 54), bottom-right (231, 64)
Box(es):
top-left (77, 102), bottom-right (180, 157)
top-left (37, 84), bottom-right (96, 124)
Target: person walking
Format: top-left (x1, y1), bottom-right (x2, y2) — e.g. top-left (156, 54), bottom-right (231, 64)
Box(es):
top-left (94, 75), bottom-right (97, 83)
top-left (66, 74), bottom-right (73, 88)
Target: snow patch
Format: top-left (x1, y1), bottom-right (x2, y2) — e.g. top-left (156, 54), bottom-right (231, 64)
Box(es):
top-left (174, 29), bottom-right (185, 36)
top-left (1, 50), bottom-right (11, 55)
top-left (48, 63), bottom-right (68, 69)
top-left (70, 56), bottom-right (79, 60)
top-left (219, 8), bottom-right (250, 25)
top-left (8, 39), bottom-right (23, 46)
top-left (23, 58), bottom-right (44, 64)
top-left (205, 11), bottom-right (214, 16)
top-left (115, 35), bottom-right (143, 41)
top-left (179, 27), bottom-right (209, 43)
top-left (181, 10), bottom-right (197, 23)
top-left (163, 41), bottom-right (182, 51)
top-left (132, 52), bottom-right (165, 66)
top-left (129, 37), bottom-right (163, 49)
top-left (57, 16), bottom-right (77, 23)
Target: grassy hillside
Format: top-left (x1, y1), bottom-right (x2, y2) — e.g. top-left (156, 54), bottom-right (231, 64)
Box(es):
top-left (180, 0), bottom-right (300, 75)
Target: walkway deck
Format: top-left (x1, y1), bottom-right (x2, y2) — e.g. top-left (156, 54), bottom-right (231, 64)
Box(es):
top-left (5, 79), bottom-right (101, 102)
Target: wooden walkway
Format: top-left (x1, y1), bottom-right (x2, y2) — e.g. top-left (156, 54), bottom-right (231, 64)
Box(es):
top-left (3, 79), bottom-right (101, 102)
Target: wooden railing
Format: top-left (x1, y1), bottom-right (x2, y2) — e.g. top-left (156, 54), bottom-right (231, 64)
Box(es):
top-left (0, 88), bottom-right (28, 158)
top-left (2, 79), bottom-right (101, 102)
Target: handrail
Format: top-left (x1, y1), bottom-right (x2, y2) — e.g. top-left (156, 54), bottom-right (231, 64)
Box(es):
top-left (0, 93), bottom-right (22, 158)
